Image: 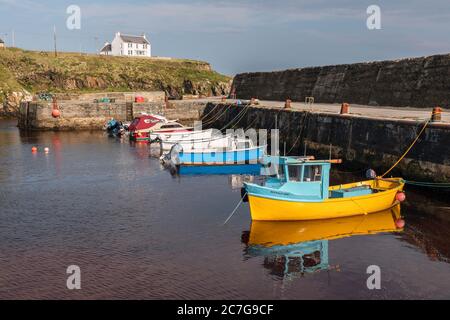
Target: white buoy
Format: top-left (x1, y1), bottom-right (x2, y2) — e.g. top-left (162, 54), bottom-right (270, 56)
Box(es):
top-left (44, 147), bottom-right (49, 153)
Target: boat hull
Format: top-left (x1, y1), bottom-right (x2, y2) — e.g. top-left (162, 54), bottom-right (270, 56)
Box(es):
top-left (247, 178), bottom-right (404, 221)
top-left (177, 145), bottom-right (266, 165)
top-left (178, 163), bottom-right (262, 175)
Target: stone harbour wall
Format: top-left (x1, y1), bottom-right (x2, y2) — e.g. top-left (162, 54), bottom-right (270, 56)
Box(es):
top-left (232, 53), bottom-right (450, 108)
top-left (18, 99), bottom-right (207, 130)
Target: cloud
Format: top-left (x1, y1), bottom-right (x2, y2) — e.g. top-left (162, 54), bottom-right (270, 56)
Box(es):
top-left (79, 0), bottom-right (366, 34)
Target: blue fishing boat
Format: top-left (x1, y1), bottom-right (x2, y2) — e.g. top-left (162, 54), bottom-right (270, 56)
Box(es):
top-left (160, 138), bottom-right (266, 175)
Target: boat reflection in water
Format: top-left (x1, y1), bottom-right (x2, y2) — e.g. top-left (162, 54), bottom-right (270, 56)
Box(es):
top-left (242, 205), bottom-right (404, 279)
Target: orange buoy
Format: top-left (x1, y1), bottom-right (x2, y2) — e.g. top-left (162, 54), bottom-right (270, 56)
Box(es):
top-left (52, 96), bottom-right (60, 118)
top-left (395, 191), bottom-right (406, 202)
top-left (395, 218), bottom-right (405, 229)
top-left (31, 146), bottom-right (38, 153)
top-left (52, 109), bottom-right (61, 118)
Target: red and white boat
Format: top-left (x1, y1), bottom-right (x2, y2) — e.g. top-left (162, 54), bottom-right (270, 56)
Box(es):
top-left (128, 114), bottom-right (193, 142)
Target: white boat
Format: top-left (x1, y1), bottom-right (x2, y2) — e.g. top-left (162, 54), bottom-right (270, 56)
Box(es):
top-left (128, 114), bottom-right (193, 142)
top-left (150, 128), bottom-right (214, 141)
top-left (159, 134), bottom-right (235, 151)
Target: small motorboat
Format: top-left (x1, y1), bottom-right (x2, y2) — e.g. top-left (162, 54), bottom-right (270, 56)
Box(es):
top-left (128, 114), bottom-right (193, 142)
top-left (105, 118), bottom-right (126, 137)
top-left (243, 156), bottom-right (405, 221)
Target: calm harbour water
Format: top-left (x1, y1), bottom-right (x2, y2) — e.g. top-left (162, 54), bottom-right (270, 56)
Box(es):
top-left (0, 119), bottom-right (449, 299)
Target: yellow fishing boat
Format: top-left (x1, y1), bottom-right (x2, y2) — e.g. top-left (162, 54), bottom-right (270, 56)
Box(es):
top-left (243, 156), bottom-right (405, 221)
top-left (248, 205), bottom-right (403, 246)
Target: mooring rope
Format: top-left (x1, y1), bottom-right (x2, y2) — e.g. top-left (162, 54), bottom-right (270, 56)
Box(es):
top-left (380, 119), bottom-right (430, 178)
top-left (223, 192), bottom-right (246, 225)
top-left (286, 111), bottom-right (310, 155)
top-left (403, 180), bottom-right (450, 188)
top-left (230, 104), bottom-right (252, 129)
top-left (202, 104), bottom-right (233, 126)
top-left (200, 103), bottom-right (220, 121)
top-left (219, 103), bottom-right (251, 131)
top-left (244, 116), bottom-right (259, 130)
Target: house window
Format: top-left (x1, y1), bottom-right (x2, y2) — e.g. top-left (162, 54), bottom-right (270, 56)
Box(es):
top-left (128, 50), bottom-right (132, 55)
top-left (136, 43), bottom-right (139, 49)
top-left (143, 44), bottom-right (147, 49)
top-left (128, 43), bottom-right (132, 48)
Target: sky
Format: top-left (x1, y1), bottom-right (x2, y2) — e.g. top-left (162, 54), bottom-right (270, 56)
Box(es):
top-left (0, 0), bottom-right (449, 75)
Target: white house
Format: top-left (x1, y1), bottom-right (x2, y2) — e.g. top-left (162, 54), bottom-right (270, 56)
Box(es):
top-left (100, 32), bottom-right (151, 57)
top-left (0, 38), bottom-right (5, 49)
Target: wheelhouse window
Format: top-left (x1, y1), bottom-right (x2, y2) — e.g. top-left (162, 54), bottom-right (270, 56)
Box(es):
top-left (287, 165), bottom-right (302, 182)
top-left (160, 124), bottom-right (183, 129)
top-left (303, 165), bottom-right (322, 182)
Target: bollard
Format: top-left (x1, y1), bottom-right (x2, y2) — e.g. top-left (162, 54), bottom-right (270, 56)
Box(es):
top-left (285, 99), bottom-right (291, 109)
top-left (340, 103), bottom-right (350, 114)
top-left (165, 96), bottom-right (170, 109)
top-left (221, 96), bottom-right (226, 102)
top-left (431, 106), bottom-right (442, 122)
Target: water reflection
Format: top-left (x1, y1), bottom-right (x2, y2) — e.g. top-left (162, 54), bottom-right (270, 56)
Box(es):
top-left (242, 206), bottom-right (403, 279)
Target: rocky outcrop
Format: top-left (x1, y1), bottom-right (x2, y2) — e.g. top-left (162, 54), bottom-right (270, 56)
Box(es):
top-left (0, 90), bottom-right (32, 118)
top-left (232, 53), bottom-right (450, 108)
top-left (0, 48), bottom-right (231, 116)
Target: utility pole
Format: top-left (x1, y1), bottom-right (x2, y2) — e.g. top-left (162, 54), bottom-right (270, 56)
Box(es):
top-left (53, 25), bottom-right (57, 57)
top-left (94, 36), bottom-right (99, 54)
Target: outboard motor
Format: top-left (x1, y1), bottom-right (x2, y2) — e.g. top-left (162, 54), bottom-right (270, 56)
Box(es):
top-left (106, 119), bottom-right (125, 137)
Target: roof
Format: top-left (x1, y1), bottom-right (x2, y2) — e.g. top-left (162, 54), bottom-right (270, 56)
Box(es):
top-left (119, 34), bottom-right (150, 45)
top-left (0, 38), bottom-right (4, 44)
top-left (100, 43), bottom-right (112, 52)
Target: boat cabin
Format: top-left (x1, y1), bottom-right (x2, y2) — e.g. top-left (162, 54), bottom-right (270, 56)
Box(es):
top-left (261, 156), bottom-right (373, 201)
top-left (266, 157), bottom-right (330, 200)
top-left (128, 114), bottom-right (165, 132)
